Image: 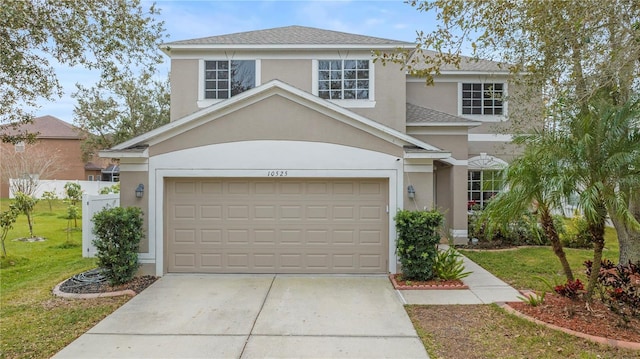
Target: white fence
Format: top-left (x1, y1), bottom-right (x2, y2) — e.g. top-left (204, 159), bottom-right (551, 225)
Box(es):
top-left (81, 193), bottom-right (120, 258)
top-left (9, 179), bottom-right (117, 198)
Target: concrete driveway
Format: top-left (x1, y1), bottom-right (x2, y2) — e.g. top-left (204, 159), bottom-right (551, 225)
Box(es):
top-left (53, 275), bottom-right (428, 358)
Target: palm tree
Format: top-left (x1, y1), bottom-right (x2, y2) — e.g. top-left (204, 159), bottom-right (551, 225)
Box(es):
top-left (483, 136), bottom-right (575, 282)
top-left (555, 94), bottom-right (640, 301)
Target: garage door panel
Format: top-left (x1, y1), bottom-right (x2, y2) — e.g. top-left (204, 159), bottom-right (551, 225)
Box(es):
top-left (166, 178), bottom-right (388, 273)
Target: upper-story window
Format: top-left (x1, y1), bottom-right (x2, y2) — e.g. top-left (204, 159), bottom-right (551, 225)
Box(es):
top-left (15, 141), bottom-right (25, 153)
top-left (318, 60), bottom-right (369, 100)
top-left (204, 60), bottom-right (255, 99)
top-left (462, 83), bottom-right (504, 115)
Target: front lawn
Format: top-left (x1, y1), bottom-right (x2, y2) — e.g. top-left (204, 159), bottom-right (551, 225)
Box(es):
top-left (460, 225), bottom-right (620, 291)
top-left (0, 199), bottom-right (130, 359)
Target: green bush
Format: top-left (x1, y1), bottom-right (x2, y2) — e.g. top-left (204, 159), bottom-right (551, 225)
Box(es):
top-left (395, 209), bottom-right (443, 281)
top-left (433, 247), bottom-right (471, 280)
top-left (469, 208), bottom-right (554, 246)
top-left (92, 206), bottom-right (143, 285)
top-left (561, 215), bottom-right (593, 249)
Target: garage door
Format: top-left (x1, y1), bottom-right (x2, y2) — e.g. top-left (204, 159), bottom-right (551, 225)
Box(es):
top-left (165, 178), bottom-right (388, 274)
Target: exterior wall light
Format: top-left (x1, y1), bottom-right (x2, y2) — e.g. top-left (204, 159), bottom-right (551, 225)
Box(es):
top-left (407, 185), bottom-right (415, 199)
top-left (135, 184), bottom-right (144, 198)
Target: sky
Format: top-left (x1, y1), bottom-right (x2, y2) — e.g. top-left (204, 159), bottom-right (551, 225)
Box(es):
top-left (40, 0), bottom-right (438, 123)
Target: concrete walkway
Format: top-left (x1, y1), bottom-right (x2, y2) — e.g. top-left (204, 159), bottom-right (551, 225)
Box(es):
top-left (398, 248), bottom-right (523, 305)
top-left (53, 275), bottom-right (428, 359)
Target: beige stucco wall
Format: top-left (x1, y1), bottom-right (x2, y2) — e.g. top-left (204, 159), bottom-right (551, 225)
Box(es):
top-left (434, 163), bottom-right (468, 244)
top-left (469, 141), bottom-right (521, 163)
top-left (261, 59), bottom-right (312, 92)
top-left (151, 95), bottom-right (403, 158)
top-left (403, 171), bottom-right (434, 211)
top-left (170, 59), bottom-right (199, 121)
top-left (406, 81), bottom-right (458, 114)
top-left (118, 170), bottom-right (149, 253)
top-left (350, 61), bottom-right (406, 132)
top-left (413, 134), bottom-right (468, 160)
top-left (167, 52), bottom-right (406, 132)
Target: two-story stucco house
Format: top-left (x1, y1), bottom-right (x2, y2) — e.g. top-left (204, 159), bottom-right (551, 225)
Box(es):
top-left (101, 26), bottom-right (515, 276)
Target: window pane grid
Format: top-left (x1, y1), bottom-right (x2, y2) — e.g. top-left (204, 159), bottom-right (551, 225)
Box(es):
top-left (204, 60), bottom-right (255, 99)
top-left (462, 83), bottom-right (504, 115)
top-left (318, 60), bottom-right (369, 100)
top-left (468, 170), bottom-right (503, 209)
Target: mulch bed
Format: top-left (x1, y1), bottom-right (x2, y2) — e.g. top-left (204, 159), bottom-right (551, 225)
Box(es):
top-left (389, 273), bottom-right (468, 290)
top-left (509, 293), bottom-right (640, 344)
top-left (58, 271), bottom-right (157, 295)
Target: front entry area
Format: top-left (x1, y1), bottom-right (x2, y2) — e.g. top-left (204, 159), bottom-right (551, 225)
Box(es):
top-left (165, 177), bottom-right (389, 274)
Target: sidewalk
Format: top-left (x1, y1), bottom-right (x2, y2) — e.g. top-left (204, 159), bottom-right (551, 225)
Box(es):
top-left (397, 246), bottom-right (523, 305)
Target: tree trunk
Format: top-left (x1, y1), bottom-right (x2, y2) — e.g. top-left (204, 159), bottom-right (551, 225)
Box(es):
top-left (614, 197), bottom-right (640, 265)
top-left (585, 221), bottom-right (606, 302)
top-left (26, 213), bottom-right (33, 238)
top-left (540, 208), bottom-right (574, 281)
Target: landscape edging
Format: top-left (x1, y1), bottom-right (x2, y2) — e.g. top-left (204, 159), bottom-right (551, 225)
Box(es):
top-left (52, 280), bottom-right (136, 299)
top-left (499, 303), bottom-right (640, 351)
top-left (389, 274), bottom-right (469, 290)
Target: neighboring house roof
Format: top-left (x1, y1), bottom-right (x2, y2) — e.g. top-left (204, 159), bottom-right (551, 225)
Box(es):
top-left (162, 25), bottom-right (412, 50)
top-left (406, 103), bottom-right (480, 127)
top-left (101, 80), bottom-right (450, 160)
top-left (84, 162), bottom-right (103, 171)
top-left (409, 49), bottom-right (509, 74)
top-left (1, 115), bottom-right (81, 139)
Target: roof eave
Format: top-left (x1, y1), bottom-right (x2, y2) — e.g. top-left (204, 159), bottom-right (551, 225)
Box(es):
top-left (99, 148), bottom-right (149, 159)
top-left (161, 43), bottom-right (411, 52)
top-left (404, 151), bottom-right (452, 159)
top-left (406, 122), bottom-right (482, 127)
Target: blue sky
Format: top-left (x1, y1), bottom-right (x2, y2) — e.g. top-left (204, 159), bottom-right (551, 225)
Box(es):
top-left (43, 1), bottom-right (437, 122)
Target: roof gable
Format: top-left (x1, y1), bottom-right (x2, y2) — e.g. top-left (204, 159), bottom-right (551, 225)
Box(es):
top-left (0, 115), bottom-right (81, 139)
top-left (106, 80), bottom-right (448, 158)
top-left (163, 25), bottom-right (412, 50)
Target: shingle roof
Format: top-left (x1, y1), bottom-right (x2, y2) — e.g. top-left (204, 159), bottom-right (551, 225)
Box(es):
top-left (165, 25), bottom-right (411, 47)
top-left (410, 49), bottom-right (508, 73)
top-left (406, 103), bottom-right (480, 125)
top-left (1, 115), bottom-right (81, 139)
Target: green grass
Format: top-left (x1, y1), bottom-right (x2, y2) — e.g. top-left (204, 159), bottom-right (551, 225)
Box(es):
top-left (460, 226), bottom-right (620, 291)
top-left (0, 199), bottom-right (129, 359)
top-left (408, 304), bottom-right (637, 359)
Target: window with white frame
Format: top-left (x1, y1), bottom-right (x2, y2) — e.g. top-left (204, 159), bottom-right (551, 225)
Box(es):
top-left (15, 141), bottom-right (25, 153)
top-left (462, 83), bottom-right (504, 115)
top-left (467, 154), bottom-right (507, 209)
top-left (204, 60), bottom-right (255, 99)
top-left (318, 60), bottom-right (369, 100)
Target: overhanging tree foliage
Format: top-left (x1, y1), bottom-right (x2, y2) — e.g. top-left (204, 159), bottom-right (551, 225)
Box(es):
top-left (73, 70), bottom-right (170, 161)
top-left (0, 0), bottom-right (166, 143)
top-left (386, 0), bottom-right (640, 268)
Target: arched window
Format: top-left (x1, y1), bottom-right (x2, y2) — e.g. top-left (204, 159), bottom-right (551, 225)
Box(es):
top-left (467, 153), bottom-right (507, 209)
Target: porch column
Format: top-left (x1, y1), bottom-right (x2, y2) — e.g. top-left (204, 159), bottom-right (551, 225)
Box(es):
top-left (449, 164), bottom-right (469, 244)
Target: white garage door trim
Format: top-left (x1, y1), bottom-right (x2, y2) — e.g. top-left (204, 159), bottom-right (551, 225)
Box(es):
top-left (146, 141), bottom-right (404, 276)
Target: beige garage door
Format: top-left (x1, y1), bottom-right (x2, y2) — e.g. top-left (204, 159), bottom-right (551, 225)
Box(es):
top-left (165, 178), bottom-right (388, 274)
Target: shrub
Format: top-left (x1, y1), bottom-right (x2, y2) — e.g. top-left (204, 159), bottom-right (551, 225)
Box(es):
top-left (561, 215), bottom-right (592, 249)
top-left (64, 182), bottom-right (83, 206)
top-left (433, 247), bottom-right (471, 280)
top-left (99, 183), bottom-right (120, 194)
top-left (395, 209), bottom-right (443, 281)
top-left (586, 259), bottom-right (640, 321)
top-left (518, 291), bottom-right (546, 307)
top-left (554, 279), bottom-right (585, 299)
top-left (92, 206), bottom-right (144, 285)
top-left (469, 208), bottom-right (551, 246)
